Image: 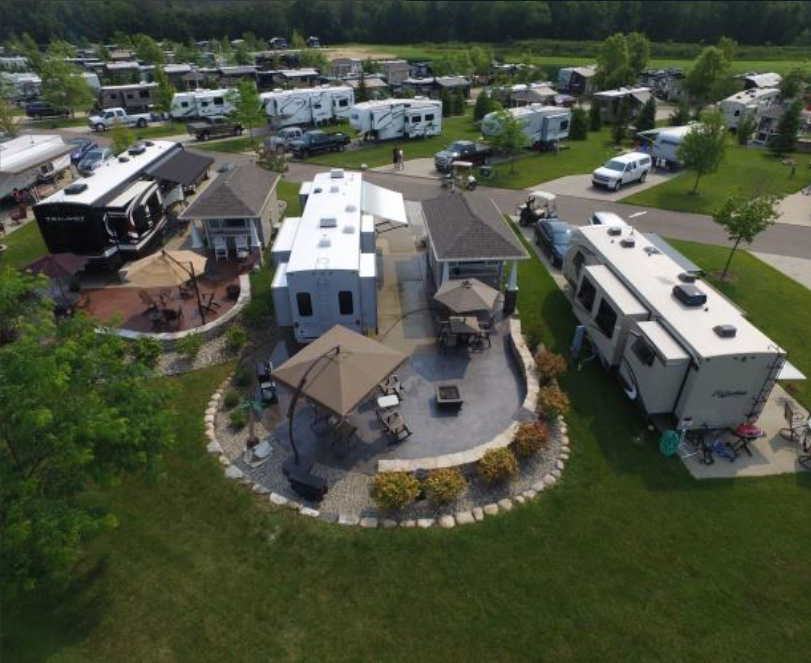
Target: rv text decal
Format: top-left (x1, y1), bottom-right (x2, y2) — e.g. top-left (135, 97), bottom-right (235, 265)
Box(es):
top-left (712, 389), bottom-right (748, 399)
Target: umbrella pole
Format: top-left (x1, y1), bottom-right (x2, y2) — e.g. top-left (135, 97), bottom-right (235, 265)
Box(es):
top-left (190, 263), bottom-right (206, 325)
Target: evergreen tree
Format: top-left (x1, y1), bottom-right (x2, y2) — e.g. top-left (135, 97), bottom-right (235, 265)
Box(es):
top-left (736, 114), bottom-right (756, 145)
top-left (473, 90), bottom-right (491, 121)
top-left (440, 88), bottom-right (452, 118)
top-left (635, 96), bottom-right (656, 133)
top-left (612, 99), bottom-right (629, 144)
top-left (355, 71), bottom-right (369, 103)
top-left (569, 106), bottom-right (589, 140)
top-left (769, 99), bottom-right (803, 156)
top-left (452, 90), bottom-right (466, 116)
top-left (589, 100), bottom-right (602, 131)
top-left (669, 101), bottom-right (690, 126)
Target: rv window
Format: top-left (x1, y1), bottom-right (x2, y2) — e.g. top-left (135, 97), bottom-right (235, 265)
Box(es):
top-left (425, 114), bottom-right (435, 121)
top-left (411, 116), bottom-right (420, 123)
top-left (139, 90), bottom-right (149, 98)
top-left (573, 251), bottom-right (585, 277)
top-left (126, 93), bottom-right (134, 99)
top-left (734, 110), bottom-right (741, 117)
top-left (181, 101), bottom-right (189, 108)
top-left (595, 300), bottom-right (618, 338)
top-left (576, 275), bottom-right (596, 312)
top-left (296, 293), bottom-right (313, 317)
top-left (201, 101), bottom-right (209, 107)
top-left (214, 97), bottom-right (223, 105)
top-left (560, 120), bottom-right (569, 131)
top-left (632, 336), bottom-right (656, 366)
top-left (338, 99), bottom-right (348, 107)
top-left (338, 291), bottom-right (353, 315)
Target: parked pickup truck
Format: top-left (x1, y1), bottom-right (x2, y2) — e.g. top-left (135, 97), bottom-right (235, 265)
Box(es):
top-left (289, 130), bottom-right (351, 158)
top-left (264, 126), bottom-right (304, 152)
top-left (187, 115), bottom-right (244, 141)
top-left (88, 107), bottom-right (151, 132)
top-left (434, 140), bottom-right (494, 173)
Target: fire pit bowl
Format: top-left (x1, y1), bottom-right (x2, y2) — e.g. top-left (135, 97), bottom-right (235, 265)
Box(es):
top-left (436, 382), bottom-right (463, 408)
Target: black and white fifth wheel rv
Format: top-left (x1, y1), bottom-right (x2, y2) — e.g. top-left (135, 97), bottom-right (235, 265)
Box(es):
top-left (481, 104), bottom-right (571, 149)
top-left (261, 86), bottom-right (354, 128)
top-left (170, 88), bottom-right (237, 119)
top-left (349, 98), bottom-right (442, 141)
top-left (561, 225), bottom-right (800, 431)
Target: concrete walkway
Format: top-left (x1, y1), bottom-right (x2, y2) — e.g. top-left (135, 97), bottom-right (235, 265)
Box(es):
top-left (371, 158), bottom-right (441, 180)
top-left (775, 190), bottom-right (811, 228)
top-left (751, 251), bottom-right (811, 291)
top-left (526, 171), bottom-right (680, 201)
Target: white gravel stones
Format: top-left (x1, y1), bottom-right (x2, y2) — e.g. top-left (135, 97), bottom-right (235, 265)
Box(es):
top-left (498, 498), bottom-right (513, 511)
top-left (551, 468), bottom-right (562, 479)
top-left (514, 495), bottom-right (526, 505)
top-left (360, 517), bottom-right (378, 528)
top-left (286, 500), bottom-right (302, 511)
top-left (381, 519), bottom-right (398, 529)
top-left (483, 503), bottom-right (499, 516)
top-left (438, 515), bottom-right (455, 529)
top-left (205, 407), bottom-right (217, 417)
top-left (224, 465), bottom-right (243, 480)
top-left (218, 455), bottom-right (230, 466)
top-left (338, 514), bottom-right (360, 526)
top-left (253, 484), bottom-right (270, 494)
top-left (206, 440), bottom-right (223, 454)
top-left (204, 414), bottom-right (215, 424)
top-left (543, 473), bottom-right (557, 486)
top-left (455, 511), bottom-right (475, 525)
top-left (205, 429), bottom-right (216, 441)
top-left (472, 507), bottom-right (484, 522)
top-left (211, 393), bottom-right (221, 401)
top-left (555, 459), bottom-right (565, 471)
top-left (532, 481), bottom-right (546, 492)
top-left (417, 518), bottom-right (435, 528)
top-left (300, 507), bottom-right (320, 518)
top-left (269, 493), bottom-right (288, 506)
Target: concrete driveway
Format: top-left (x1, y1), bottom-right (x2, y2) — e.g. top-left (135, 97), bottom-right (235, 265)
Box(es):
top-left (526, 171), bottom-right (680, 201)
top-left (371, 158), bottom-right (441, 180)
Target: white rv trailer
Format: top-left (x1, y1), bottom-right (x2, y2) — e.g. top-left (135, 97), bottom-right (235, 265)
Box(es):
top-left (0, 134), bottom-right (73, 200)
top-left (261, 86), bottom-right (355, 128)
top-left (1, 72), bottom-right (42, 101)
top-left (170, 88), bottom-right (237, 119)
top-left (561, 225), bottom-right (799, 430)
top-left (720, 87), bottom-right (780, 129)
top-left (481, 104), bottom-right (571, 148)
top-left (270, 169), bottom-right (407, 343)
top-left (637, 124), bottom-right (696, 168)
top-left (348, 97), bottom-right (442, 140)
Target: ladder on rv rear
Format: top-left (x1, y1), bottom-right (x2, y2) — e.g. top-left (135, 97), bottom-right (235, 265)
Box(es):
top-left (747, 352), bottom-right (787, 422)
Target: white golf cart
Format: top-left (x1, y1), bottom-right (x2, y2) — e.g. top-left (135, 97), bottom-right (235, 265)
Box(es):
top-left (517, 190), bottom-right (557, 226)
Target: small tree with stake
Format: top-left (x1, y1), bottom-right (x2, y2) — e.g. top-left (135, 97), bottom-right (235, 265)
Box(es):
top-left (676, 110), bottom-right (727, 195)
top-left (714, 191), bottom-right (779, 279)
top-left (489, 109), bottom-right (528, 174)
top-left (769, 99), bottom-right (803, 157)
top-left (229, 80), bottom-right (263, 144)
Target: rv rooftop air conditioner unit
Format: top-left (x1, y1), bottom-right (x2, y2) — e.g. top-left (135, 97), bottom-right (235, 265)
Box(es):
top-left (713, 325), bottom-right (737, 338)
top-left (672, 283), bottom-right (707, 307)
top-left (644, 246), bottom-right (660, 256)
top-left (607, 226), bottom-right (622, 236)
top-left (330, 185), bottom-right (339, 193)
top-left (320, 217), bottom-right (337, 228)
top-left (345, 204), bottom-right (357, 213)
top-left (317, 234), bottom-right (331, 248)
top-left (64, 182), bottom-right (88, 195)
top-left (118, 155), bottom-right (130, 162)
top-left (342, 224), bottom-right (355, 234)
top-left (128, 144), bottom-right (146, 155)
top-left (678, 272), bottom-right (697, 283)
top-left (330, 168), bottom-right (344, 179)
top-left (620, 237), bottom-right (636, 248)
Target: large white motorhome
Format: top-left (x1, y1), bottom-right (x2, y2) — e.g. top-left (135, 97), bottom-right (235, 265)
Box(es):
top-left (170, 88), bottom-right (237, 119)
top-left (481, 104), bottom-right (571, 149)
top-left (0, 134), bottom-right (73, 200)
top-left (561, 225), bottom-right (799, 430)
top-left (33, 140), bottom-right (185, 267)
top-left (270, 169), bottom-right (407, 343)
top-left (348, 98), bottom-right (442, 140)
top-left (261, 86), bottom-right (354, 128)
top-left (720, 87), bottom-right (780, 129)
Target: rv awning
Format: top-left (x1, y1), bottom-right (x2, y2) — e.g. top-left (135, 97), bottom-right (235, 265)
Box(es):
top-left (361, 182), bottom-right (407, 226)
top-left (146, 149), bottom-right (215, 187)
top-left (644, 234), bottom-right (702, 274)
top-left (107, 180), bottom-right (155, 209)
top-left (778, 361), bottom-right (806, 381)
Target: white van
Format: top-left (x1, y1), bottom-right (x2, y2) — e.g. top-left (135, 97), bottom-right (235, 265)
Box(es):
top-left (592, 152), bottom-right (652, 191)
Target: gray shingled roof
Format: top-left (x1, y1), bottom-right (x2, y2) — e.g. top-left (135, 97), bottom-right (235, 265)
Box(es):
top-left (180, 163), bottom-right (279, 219)
top-left (421, 193), bottom-right (528, 261)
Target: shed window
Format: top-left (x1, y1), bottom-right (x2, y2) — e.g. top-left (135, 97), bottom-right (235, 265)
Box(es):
top-left (560, 120), bottom-right (569, 131)
top-left (595, 299), bottom-right (618, 338)
top-left (296, 293), bottom-right (313, 317)
top-left (338, 291), bottom-right (353, 315)
top-left (577, 275), bottom-right (596, 312)
top-left (632, 336), bottom-right (656, 366)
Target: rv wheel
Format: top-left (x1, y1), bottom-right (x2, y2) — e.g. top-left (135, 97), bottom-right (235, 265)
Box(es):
top-left (136, 118), bottom-right (147, 128)
top-left (640, 171), bottom-right (647, 183)
top-left (613, 180), bottom-right (622, 192)
top-left (338, 144), bottom-right (346, 152)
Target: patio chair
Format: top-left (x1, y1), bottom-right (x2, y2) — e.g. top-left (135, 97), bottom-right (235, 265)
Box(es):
top-left (378, 409), bottom-right (413, 444)
top-left (138, 290), bottom-right (160, 314)
top-left (378, 374), bottom-right (404, 398)
top-left (163, 307), bottom-right (184, 332)
top-left (213, 235), bottom-right (228, 262)
top-left (234, 234), bottom-right (250, 261)
top-left (329, 420), bottom-right (358, 459)
top-left (439, 331), bottom-right (458, 353)
top-left (201, 292), bottom-right (221, 312)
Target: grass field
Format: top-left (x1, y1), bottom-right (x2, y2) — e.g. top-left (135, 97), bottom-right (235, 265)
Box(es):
top-left (3, 227), bottom-right (810, 662)
top-left (0, 221), bottom-right (47, 269)
top-left (624, 145), bottom-right (811, 214)
top-left (670, 240), bottom-right (811, 408)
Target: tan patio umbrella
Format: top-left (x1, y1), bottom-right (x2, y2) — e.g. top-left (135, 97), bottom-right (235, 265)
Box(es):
top-left (434, 277), bottom-right (499, 314)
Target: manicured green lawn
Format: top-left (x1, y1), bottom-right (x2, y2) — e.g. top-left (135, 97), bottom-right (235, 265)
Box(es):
top-left (195, 135), bottom-right (259, 154)
top-left (670, 240), bottom-right (811, 408)
top-left (31, 116), bottom-right (90, 129)
top-left (131, 122), bottom-right (188, 140)
top-left (624, 145), bottom-right (811, 215)
top-left (0, 221), bottom-right (47, 269)
top-left (4, 224), bottom-right (811, 661)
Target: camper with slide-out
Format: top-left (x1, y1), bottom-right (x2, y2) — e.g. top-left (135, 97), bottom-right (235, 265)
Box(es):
top-left (261, 86), bottom-right (354, 128)
top-left (720, 87), bottom-right (780, 129)
top-left (481, 104), bottom-right (571, 150)
top-left (637, 125), bottom-right (696, 169)
top-left (561, 225), bottom-right (801, 430)
top-left (170, 89), bottom-right (237, 120)
top-left (349, 98), bottom-right (443, 141)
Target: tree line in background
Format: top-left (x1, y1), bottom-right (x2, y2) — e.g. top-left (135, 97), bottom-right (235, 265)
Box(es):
top-left (2, 1), bottom-right (811, 47)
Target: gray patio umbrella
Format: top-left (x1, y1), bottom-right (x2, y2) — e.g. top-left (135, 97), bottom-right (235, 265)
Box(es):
top-left (434, 278), bottom-right (500, 314)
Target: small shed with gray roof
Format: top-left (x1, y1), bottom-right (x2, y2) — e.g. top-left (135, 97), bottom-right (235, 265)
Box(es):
top-left (420, 192), bottom-right (528, 289)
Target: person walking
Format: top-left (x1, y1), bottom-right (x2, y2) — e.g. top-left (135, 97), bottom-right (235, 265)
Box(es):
top-left (392, 144), bottom-right (399, 171)
top-left (397, 146), bottom-right (404, 171)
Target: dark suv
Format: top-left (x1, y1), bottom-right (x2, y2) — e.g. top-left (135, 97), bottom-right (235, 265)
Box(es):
top-left (26, 101), bottom-right (70, 119)
top-left (289, 130), bottom-right (351, 158)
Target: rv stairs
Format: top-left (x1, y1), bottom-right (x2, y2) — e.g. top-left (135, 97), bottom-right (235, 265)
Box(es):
top-left (747, 352), bottom-right (787, 422)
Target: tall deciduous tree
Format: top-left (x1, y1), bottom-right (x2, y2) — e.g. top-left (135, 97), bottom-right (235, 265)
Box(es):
top-left (134, 34), bottom-right (164, 65)
top-left (110, 120), bottom-right (134, 154)
top-left (769, 99), bottom-right (804, 156)
top-left (627, 31), bottom-right (651, 74)
top-left (0, 93), bottom-right (22, 137)
top-left (713, 192), bottom-right (779, 278)
top-left (685, 46), bottom-right (730, 110)
top-left (0, 268), bottom-right (175, 596)
top-left (488, 109), bottom-right (528, 173)
top-left (779, 64), bottom-right (808, 101)
top-left (595, 33), bottom-right (634, 90)
top-left (234, 41), bottom-right (252, 66)
top-left (41, 47), bottom-right (95, 117)
top-left (153, 64), bottom-right (175, 117)
top-left (676, 110), bottom-right (727, 193)
top-left (229, 79), bottom-right (263, 142)
top-left (290, 30), bottom-right (305, 50)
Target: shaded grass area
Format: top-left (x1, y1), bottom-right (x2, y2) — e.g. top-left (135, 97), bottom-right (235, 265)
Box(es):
top-left (0, 221), bottom-right (47, 269)
top-left (132, 122), bottom-right (189, 139)
top-left (3, 229), bottom-right (811, 661)
top-left (670, 240), bottom-right (811, 408)
top-left (29, 116), bottom-right (89, 129)
top-left (194, 135), bottom-right (258, 154)
top-left (624, 145), bottom-right (811, 214)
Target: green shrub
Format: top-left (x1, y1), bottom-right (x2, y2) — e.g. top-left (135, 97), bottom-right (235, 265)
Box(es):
top-left (370, 472), bottom-right (421, 512)
top-left (423, 468), bottom-right (466, 505)
top-left (234, 368), bottom-right (251, 388)
top-left (534, 350), bottom-right (567, 384)
top-left (477, 448), bottom-right (518, 485)
top-left (537, 384), bottom-right (570, 420)
top-left (569, 107), bottom-right (589, 140)
top-left (229, 409), bottom-right (248, 430)
top-left (131, 337), bottom-right (162, 368)
top-left (511, 422), bottom-right (550, 460)
top-left (225, 324), bottom-right (248, 352)
top-left (176, 333), bottom-right (204, 360)
top-left (223, 390), bottom-right (240, 410)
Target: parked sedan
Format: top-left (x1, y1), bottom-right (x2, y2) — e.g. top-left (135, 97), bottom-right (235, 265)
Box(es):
top-left (77, 147), bottom-right (114, 176)
top-left (67, 138), bottom-right (97, 165)
top-left (534, 219), bottom-right (572, 267)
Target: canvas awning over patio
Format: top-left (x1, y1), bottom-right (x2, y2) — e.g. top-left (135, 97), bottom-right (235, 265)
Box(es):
top-left (273, 325), bottom-right (407, 418)
top-left (434, 277), bottom-right (499, 314)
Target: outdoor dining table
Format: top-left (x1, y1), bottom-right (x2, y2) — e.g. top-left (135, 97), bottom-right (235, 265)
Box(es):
top-left (449, 315), bottom-right (480, 336)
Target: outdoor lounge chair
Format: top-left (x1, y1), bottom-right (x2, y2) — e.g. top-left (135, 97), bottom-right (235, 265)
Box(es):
top-left (378, 374), bottom-right (404, 398)
top-left (213, 236), bottom-right (228, 261)
top-left (163, 307), bottom-right (184, 332)
top-left (234, 234), bottom-right (250, 261)
top-left (439, 331), bottom-right (458, 353)
top-left (377, 409), bottom-right (413, 444)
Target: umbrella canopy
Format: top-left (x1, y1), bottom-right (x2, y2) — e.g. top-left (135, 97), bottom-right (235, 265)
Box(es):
top-left (273, 325), bottom-right (407, 418)
top-left (24, 253), bottom-right (88, 280)
top-left (434, 278), bottom-right (499, 314)
top-left (120, 250), bottom-right (208, 288)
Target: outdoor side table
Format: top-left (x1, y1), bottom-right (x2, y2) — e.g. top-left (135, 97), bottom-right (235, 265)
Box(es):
top-left (377, 394), bottom-right (399, 410)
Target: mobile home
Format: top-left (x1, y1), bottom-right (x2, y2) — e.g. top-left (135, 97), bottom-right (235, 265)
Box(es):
top-left (481, 104), bottom-right (571, 149)
top-left (170, 88), bottom-right (237, 119)
top-left (349, 98), bottom-right (442, 141)
top-left (720, 87), bottom-right (780, 129)
top-left (270, 169), bottom-right (406, 343)
top-left (562, 225), bottom-right (797, 430)
top-left (0, 134), bottom-right (73, 200)
top-left (98, 83), bottom-right (157, 113)
top-left (261, 86), bottom-right (354, 128)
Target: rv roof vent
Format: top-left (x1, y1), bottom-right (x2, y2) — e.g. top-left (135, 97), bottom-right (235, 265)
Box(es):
top-left (342, 223), bottom-right (355, 234)
top-left (330, 168), bottom-right (344, 179)
top-left (330, 185), bottom-right (339, 193)
top-left (620, 237), bottom-right (636, 248)
top-left (644, 246), bottom-right (661, 256)
top-left (144, 140), bottom-right (154, 146)
top-left (317, 234), bottom-right (331, 248)
top-left (118, 155), bottom-right (130, 162)
top-left (713, 324), bottom-right (737, 339)
top-left (607, 226), bottom-right (623, 236)
top-left (320, 217), bottom-right (337, 228)
top-left (313, 187), bottom-right (323, 194)
top-left (672, 283), bottom-right (707, 307)
top-left (64, 182), bottom-right (88, 195)
top-left (128, 144), bottom-right (146, 156)
top-left (345, 204), bottom-right (357, 213)
top-left (677, 272), bottom-right (697, 283)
